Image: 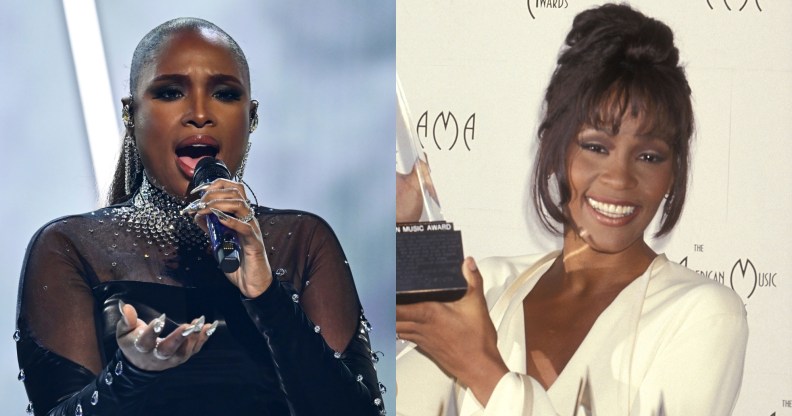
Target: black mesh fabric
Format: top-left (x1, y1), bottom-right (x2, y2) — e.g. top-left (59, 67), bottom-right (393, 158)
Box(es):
top-left (15, 187), bottom-right (384, 415)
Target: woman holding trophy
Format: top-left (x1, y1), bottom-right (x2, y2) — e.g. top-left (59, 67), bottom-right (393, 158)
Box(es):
top-left (396, 4), bottom-right (748, 415)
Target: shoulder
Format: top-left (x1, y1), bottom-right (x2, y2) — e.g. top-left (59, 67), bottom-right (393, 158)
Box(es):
top-left (253, 205), bottom-right (341, 245)
top-left (477, 252), bottom-right (558, 307)
top-left (27, 211), bottom-right (100, 248)
top-left (254, 206), bottom-right (334, 231)
top-left (647, 255), bottom-right (746, 323)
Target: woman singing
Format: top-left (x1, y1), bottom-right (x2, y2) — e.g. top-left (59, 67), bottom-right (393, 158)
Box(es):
top-left (16, 18), bottom-right (384, 415)
top-left (396, 4), bottom-right (747, 415)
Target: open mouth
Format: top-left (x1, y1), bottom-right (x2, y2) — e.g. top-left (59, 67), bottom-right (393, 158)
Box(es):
top-left (175, 137), bottom-right (220, 176)
top-left (587, 197), bottom-right (636, 218)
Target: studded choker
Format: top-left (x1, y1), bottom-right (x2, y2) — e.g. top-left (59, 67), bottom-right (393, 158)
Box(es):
top-left (111, 176), bottom-right (209, 253)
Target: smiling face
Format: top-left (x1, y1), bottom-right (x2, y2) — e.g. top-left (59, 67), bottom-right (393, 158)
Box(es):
top-left (564, 115), bottom-right (674, 254)
top-left (130, 28), bottom-right (253, 198)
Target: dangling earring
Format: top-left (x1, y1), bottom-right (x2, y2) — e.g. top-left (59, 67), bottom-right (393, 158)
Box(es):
top-left (249, 100), bottom-right (259, 133)
top-left (124, 132), bottom-right (142, 195)
top-left (235, 142), bottom-right (251, 180)
top-left (122, 103), bottom-right (141, 194)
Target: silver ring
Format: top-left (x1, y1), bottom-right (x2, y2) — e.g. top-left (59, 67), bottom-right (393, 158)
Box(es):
top-left (238, 209), bottom-right (255, 223)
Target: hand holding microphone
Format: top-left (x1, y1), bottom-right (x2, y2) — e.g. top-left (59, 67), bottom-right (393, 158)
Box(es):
top-left (187, 157), bottom-right (243, 272)
top-left (183, 157), bottom-right (272, 297)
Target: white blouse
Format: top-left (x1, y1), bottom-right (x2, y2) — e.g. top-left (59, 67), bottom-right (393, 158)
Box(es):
top-left (396, 252), bottom-right (748, 416)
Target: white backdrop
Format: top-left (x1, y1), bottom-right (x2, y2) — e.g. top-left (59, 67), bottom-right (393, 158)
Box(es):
top-left (397, 1), bottom-right (791, 414)
top-left (1, 2), bottom-right (395, 415)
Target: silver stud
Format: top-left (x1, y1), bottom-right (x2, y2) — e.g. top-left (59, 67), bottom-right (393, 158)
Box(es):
top-left (314, 325), bottom-right (321, 333)
top-left (291, 294), bottom-right (299, 303)
top-left (334, 351), bottom-right (342, 359)
top-left (379, 382), bottom-right (387, 394)
top-left (114, 361), bottom-right (123, 376)
top-left (104, 372), bottom-right (113, 385)
top-left (90, 390), bottom-right (99, 405)
top-left (374, 398), bottom-right (382, 406)
top-left (75, 403), bottom-right (83, 416)
top-left (26, 402), bottom-right (33, 414)
top-left (13, 329), bottom-right (20, 342)
top-left (17, 369), bottom-right (25, 381)
top-left (111, 262), bottom-right (117, 267)
top-left (356, 374), bottom-right (363, 382)
top-left (275, 268), bottom-right (286, 276)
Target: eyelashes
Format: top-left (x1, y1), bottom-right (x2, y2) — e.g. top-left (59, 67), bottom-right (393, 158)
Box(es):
top-left (212, 88), bottom-right (242, 102)
top-left (153, 86), bottom-right (184, 101)
top-left (578, 141), bottom-right (668, 163)
top-left (150, 85), bottom-right (243, 102)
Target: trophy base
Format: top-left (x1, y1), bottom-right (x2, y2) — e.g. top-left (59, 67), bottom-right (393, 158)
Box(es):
top-left (396, 221), bottom-right (467, 304)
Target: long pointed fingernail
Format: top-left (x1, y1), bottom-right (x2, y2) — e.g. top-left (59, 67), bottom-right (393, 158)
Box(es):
top-left (190, 183), bottom-right (211, 195)
top-left (118, 300), bottom-right (130, 325)
top-left (206, 321), bottom-right (219, 337)
top-left (182, 325), bottom-right (197, 337)
top-left (153, 313), bottom-right (166, 334)
top-left (193, 315), bottom-right (206, 331)
top-left (180, 200), bottom-right (207, 215)
top-left (210, 208), bottom-right (230, 221)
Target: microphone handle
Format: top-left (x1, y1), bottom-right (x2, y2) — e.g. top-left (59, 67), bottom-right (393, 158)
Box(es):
top-left (206, 211), bottom-right (241, 273)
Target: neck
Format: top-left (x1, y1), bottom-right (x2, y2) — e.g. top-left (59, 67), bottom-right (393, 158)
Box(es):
top-left (550, 228), bottom-right (657, 294)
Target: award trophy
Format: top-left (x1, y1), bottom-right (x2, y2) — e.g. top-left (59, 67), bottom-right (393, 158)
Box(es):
top-left (396, 75), bottom-right (467, 303)
top-left (573, 373), bottom-right (595, 416)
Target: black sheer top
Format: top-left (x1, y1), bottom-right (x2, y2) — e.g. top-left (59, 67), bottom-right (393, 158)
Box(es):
top-left (15, 187), bottom-right (384, 415)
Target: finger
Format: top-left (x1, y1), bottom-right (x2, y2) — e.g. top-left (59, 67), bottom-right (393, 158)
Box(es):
top-left (202, 199), bottom-right (252, 219)
top-left (208, 208), bottom-right (259, 235)
top-left (133, 313), bottom-right (166, 353)
top-left (461, 257), bottom-right (485, 296)
top-left (181, 188), bottom-right (246, 215)
top-left (116, 301), bottom-right (139, 336)
top-left (190, 320), bottom-right (218, 355)
top-left (155, 316), bottom-right (204, 359)
top-left (202, 178), bottom-right (247, 197)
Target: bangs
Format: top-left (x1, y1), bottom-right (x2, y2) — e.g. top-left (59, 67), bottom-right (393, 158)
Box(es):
top-left (582, 71), bottom-right (686, 146)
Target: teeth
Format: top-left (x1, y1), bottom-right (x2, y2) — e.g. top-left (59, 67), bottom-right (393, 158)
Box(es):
top-left (587, 197), bottom-right (635, 218)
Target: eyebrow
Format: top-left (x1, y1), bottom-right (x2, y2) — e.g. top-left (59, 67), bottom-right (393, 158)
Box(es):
top-left (579, 126), bottom-right (667, 142)
top-left (148, 73), bottom-right (244, 87)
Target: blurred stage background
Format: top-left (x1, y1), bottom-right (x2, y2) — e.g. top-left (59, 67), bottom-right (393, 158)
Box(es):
top-left (0, 2), bottom-right (395, 415)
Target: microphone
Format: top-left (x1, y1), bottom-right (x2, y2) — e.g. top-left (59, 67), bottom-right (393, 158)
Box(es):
top-left (189, 157), bottom-right (240, 273)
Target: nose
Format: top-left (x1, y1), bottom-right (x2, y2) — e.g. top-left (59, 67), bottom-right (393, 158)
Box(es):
top-left (599, 157), bottom-right (638, 190)
top-left (183, 94), bottom-right (214, 128)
